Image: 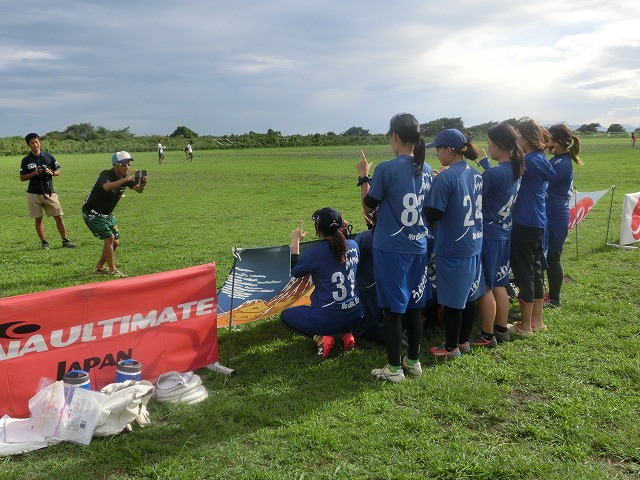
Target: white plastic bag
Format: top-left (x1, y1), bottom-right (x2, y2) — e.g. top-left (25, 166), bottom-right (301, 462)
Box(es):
top-left (93, 380), bottom-right (155, 437)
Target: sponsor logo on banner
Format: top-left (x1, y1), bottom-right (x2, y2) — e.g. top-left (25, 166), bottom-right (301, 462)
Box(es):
top-left (620, 192), bottom-right (640, 245)
top-left (568, 189), bottom-right (610, 231)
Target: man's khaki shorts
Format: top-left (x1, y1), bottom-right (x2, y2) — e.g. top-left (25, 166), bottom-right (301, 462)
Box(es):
top-left (27, 193), bottom-right (63, 218)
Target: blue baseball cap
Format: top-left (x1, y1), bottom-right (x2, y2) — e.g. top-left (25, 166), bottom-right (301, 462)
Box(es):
top-left (425, 129), bottom-right (466, 150)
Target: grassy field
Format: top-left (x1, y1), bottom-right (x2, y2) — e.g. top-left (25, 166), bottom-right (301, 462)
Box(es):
top-left (0, 139), bottom-right (639, 479)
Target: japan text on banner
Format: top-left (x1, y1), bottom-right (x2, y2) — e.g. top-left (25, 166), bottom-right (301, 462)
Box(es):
top-left (568, 188), bottom-right (610, 231)
top-left (620, 192), bottom-right (640, 246)
top-left (0, 264), bottom-right (218, 418)
top-left (216, 242), bottom-right (320, 328)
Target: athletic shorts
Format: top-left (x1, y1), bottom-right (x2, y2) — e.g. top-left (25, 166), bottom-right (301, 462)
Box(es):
top-left (436, 254), bottom-right (484, 309)
top-left (373, 249), bottom-right (429, 313)
top-left (481, 238), bottom-right (511, 289)
top-left (280, 304), bottom-right (363, 337)
top-left (82, 211), bottom-right (120, 240)
top-left (27, 193), bottom-right (63, 218)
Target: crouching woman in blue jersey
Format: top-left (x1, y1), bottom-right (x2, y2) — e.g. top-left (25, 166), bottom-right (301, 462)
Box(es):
top-left (280, 207), bottom-right (363, 358)
top-left (424, 129), bottom-right (485, 358)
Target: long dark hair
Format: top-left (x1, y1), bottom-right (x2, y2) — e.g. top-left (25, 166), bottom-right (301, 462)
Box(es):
top-left (488, 122), bottom-right (525, 180)
top-left (313, 208), bottom-right (348, 264)
top-left (389, 113), bottom-right (425, 176)
top-left (548, 124), bottom-right (583, 165)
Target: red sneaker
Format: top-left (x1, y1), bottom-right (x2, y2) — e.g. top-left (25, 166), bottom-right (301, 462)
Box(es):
top-left (342, 332), bottom-right (355, 351)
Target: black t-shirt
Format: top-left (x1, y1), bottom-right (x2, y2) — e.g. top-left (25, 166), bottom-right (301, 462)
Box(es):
top-left (82, 169), bottom-right (135, 215)
top-left (19, 152), bottom-right (59, 195)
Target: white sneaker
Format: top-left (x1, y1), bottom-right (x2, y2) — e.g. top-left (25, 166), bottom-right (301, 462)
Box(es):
top-left (401, 357), bottom-right (423, 376)
top-left (371, 365), bottom-right (405, 383)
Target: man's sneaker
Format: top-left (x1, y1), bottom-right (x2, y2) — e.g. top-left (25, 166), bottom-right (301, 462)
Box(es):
top-left (429, 344), bottom-right (461, 358)
top-left (41, 240), bottom-right (50, 250)
top-left (62, 239), bottom-right (75, 248)
top-left (342, 332), bottom-right (355, 351)
top-left (313, 335), bottom-right (335, 358)
top-left (458, 342), bottom-right (471, 354)
top-left (494, 330), bottom-right (511, 343)
top-left (371, 365), bottom-right (405, 383)
top-left (471, 334), bottom-right (497, 348)
top-left (506, 322), bottom-right (532, 337)
top-left (401, 357), bottom-right (423, 376)
top-left (108, 269), bottom-right (127, 278)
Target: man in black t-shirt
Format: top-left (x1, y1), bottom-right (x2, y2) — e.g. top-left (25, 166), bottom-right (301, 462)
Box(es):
top-left (82, 151), bottom-right (148, 277)
top-left (19, 133), bottom-right (75, 250)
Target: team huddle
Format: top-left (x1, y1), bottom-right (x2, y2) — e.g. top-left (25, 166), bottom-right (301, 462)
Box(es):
top-left (281, 114), bottom-right (581, 383)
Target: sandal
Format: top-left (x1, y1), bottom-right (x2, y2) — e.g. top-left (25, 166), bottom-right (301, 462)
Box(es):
top-left (507, 322), bottom-right (533, 337)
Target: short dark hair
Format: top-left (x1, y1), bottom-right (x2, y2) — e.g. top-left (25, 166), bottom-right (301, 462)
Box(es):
top-left (25, 133), bottom-right (40, 145)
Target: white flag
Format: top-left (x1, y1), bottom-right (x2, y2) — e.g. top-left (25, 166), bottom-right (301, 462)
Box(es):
top-left (568, 189), bottom-right (610, 231)
top-left (620, 192), bottom-right (640, 246)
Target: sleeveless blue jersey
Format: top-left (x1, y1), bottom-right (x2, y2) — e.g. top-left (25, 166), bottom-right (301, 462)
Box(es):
top-left (427, 161), bottom-right (483, 258)
top-left (368, 155), bottom-right (432, 254)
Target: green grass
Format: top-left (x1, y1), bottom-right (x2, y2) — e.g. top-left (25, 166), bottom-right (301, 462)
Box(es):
top-left (0, 139), bottom-right (639, 479)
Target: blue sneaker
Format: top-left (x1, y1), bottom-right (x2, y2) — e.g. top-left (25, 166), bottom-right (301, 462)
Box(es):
top-left (429, 344), bottom-right (461, 358)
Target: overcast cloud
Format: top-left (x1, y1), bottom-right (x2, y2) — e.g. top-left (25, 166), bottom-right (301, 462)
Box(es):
top-left (1, 0), bottom-right (638, 137)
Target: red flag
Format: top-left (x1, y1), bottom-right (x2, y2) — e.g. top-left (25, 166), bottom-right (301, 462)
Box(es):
top-left (568, 189), bottom-right (610, 231)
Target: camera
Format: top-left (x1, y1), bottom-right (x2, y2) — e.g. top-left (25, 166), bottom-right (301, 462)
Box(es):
top-left (134, 170), bottom-right (147, 185)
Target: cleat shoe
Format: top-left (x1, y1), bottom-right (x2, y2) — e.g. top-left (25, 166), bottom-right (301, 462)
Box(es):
top-left (62, 239), bottom-right (76, 248)
top-left (429, 344), bottom-right (461, 358)
top-left (41, 240), bottom-right (50, 250)
top-left (458, 342), bottom-right (471, 354)
top-left (401, 357), bottom-right (423, 376)
top-left (371, 365), bottom-right (405, 383)
top-left (471, 334), bottom-right (497, 349)
top-left (494, 330), bottom-right (511, 343)
top-left (342, 332), bottom-right (355, 351)
top-left (314, 335), bottom-right (335, 358)
top-left (507, 322), bottom-right (532, 337)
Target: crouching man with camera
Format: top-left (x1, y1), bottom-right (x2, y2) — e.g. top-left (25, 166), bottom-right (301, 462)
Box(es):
top-left (81, 151), bottom-right (148, 278)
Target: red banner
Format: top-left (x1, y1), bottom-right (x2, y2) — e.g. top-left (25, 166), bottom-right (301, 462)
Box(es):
top-left (620, 192), bottom-right (640, 245)
top-left (568, 188), bottom-right (610, 231)
top-left (0, 264), bottom-right (218, 418)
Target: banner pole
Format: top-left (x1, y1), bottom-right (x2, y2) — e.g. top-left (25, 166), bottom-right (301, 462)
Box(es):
top-left (605, 185), bottom-right (616, 245)
top-left (573, 186), bottom-right (579, 260)
top-left (225, 246), bottom-right (241, 366)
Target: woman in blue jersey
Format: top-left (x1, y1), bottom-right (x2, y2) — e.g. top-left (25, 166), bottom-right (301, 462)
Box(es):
top-left (472, 123), bottom-right (524, 348)
top-left (508, 117), bottom-right (556, 336)
top-left (544, 124), bottom-right (583, 308)
top-left (356, 113), bottom-right (432, 383)
top-left (423, 129), bottom-right (484, 358)
top-left (280, 207), bottom-right (363, 358)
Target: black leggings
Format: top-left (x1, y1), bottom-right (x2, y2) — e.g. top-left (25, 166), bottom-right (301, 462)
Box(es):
top-left (443, 302), bottom-right (476, 350)
top-left (546, 251), bottom-right (563, 302)
top-left (383, 307), bottom-right (422, 366)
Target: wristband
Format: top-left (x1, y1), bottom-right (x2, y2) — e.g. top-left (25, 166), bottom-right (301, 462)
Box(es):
top-left (357, 176), bottom-right (371, 187)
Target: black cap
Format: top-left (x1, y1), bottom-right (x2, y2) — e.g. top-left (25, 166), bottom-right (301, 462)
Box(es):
top-left (312, 207), bottom-right (342, 233)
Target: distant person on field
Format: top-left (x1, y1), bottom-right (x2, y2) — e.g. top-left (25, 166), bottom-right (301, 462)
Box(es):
top-left (472, 122), bottom-right (523, 348)
top-left (508, 117), bottom-right (555, 336)
top-left (157, 140), bottom-right (166, 164)
top-left (81, 151), bottom-right (148, 278)
top-left (19, 132), bottom-right (75, 250)
top-left (185, 141), bottom-right (193, 161)
top-left (632, 132), bottom-right (637, 148)
top-left (544, 124), bottom-right (583, 308)
top-left (280, 208), bottom-right (363, 358)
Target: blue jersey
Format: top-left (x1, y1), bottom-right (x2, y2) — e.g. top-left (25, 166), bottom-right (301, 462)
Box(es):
top-left (512, 151), bottom-right (555, 228)
top-left (482, 162), bottom-right (520, 240)
top-left (427, 161), bottom-right (483, 258)
top-left (368, 155), bottom-right (432, 254)
top-left (547, 154), bottom-right (573, 211)
top-left (353, 229), bottom-right (375, 292)
top-left (291, 239), bottom-right (360, 312)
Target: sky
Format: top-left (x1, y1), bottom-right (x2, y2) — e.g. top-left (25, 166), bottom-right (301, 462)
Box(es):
top-left (1, 0), bottom-right (639, 138)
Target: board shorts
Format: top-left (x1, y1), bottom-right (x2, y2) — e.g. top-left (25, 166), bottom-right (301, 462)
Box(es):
top-left (82, 210), bottom-right (120, 240)
top-left (373, 249), bottom-right (430, 313)
top-left (435, 254), bottom-right (484, 309)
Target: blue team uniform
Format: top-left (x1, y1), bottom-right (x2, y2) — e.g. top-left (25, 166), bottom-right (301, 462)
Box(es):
top-left (426, 161), bottom-right (484, 308)
top-left (281, 239), bottom-right (363, 336)
top-left (481, 162), bottom-right (520, 288)
top-left (545, 153), bottom-right (573, 254)
top-left (368, 154), bottom-right (432, 312)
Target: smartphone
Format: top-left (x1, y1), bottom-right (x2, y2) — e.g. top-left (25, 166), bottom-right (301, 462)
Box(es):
top-left (134, 170), bottom-right (147, 185)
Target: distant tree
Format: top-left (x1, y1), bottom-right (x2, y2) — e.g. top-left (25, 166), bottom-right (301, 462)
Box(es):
top-left (607, 123), bottom-right (626, 133)
top-left (577, 123), bottom-right (601, 134)
top-left (342, 126), bottom-right (370, 136)
top-left (468, 121), bottom-right (500, 134)
top-left (62, 123), bottom-right (99, 141)
top-left (420, 117), bottom-right (464, 137)
top-left (170, 126), bottom-right (199, 138)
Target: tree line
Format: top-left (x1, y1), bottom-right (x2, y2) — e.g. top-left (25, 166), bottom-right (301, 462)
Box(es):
top-left (0, 119), bottom-right (636, 156)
